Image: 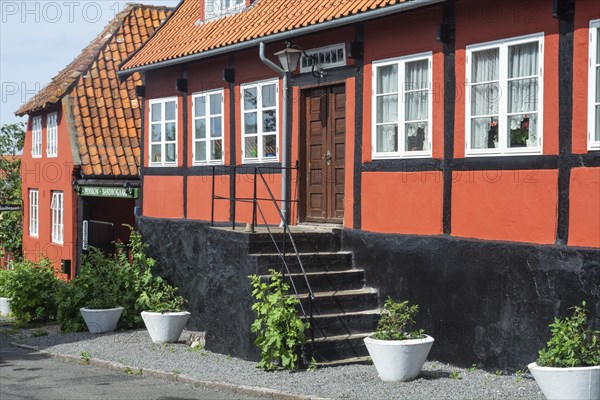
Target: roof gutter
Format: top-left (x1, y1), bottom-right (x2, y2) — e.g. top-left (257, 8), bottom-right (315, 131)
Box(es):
top-left (119, 0), bottom-right (445, 76)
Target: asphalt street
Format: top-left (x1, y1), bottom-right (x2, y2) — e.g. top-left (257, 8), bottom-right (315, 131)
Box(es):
top-left (0, 340), bottom-right (265, 400)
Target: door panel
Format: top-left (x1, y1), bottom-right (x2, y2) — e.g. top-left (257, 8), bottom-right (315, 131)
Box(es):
top-left (303, 85), bottom-right (345, 223)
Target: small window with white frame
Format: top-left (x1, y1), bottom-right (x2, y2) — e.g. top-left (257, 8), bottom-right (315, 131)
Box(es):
top-left (589, 20), bottom-right (600, 150)
top-left (31, 116), bottom-right (42, 158)
top-left (149, 98), bottom-right (178, 166)
top-left (204, 0), bottom-right (244, 20)
top-left (372, 52), bottom-right (433, 158)
top-left (29, 189), bottom-right (38, 237)
top-left (466, 33), bottom-right (544, 156)
top-left (46, 112), bottom-right (58, 157)
top-left (51, 191), bottom-right (63, 244)
top-left (192, 89), bottom-right (224, 164)
top-left (241, 80), bottom-right (279, 163)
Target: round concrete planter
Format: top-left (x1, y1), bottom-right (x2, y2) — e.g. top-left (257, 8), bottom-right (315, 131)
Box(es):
top-left (528, 362), bottom-right (600, 400)
top-left (80, 307), bottom-right (123, 334)
top-left (0, 297), bottom-right (11, 316)
top-left (141, 311), bottom-right (190, 344)
top-left (364, 335), bottom-right (434, 382)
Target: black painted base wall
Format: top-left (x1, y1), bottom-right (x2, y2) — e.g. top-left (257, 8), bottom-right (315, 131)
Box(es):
top-left (341, 230), bottom-right (600, 370)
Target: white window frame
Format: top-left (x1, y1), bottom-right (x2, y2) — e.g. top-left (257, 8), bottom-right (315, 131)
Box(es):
top-left (241, 79), bottom-right (280, 163)
top-left (589, 20), bottom-right (600, 150)
top-left (29, 189), bottom-right (38, 237)
top-left (372, 52), bottom-right (433, 159)
top-left (300, 43), bottom-right (347, 73)
top-left (465, 33), bottom-right (544, 157)
top-left (31, 116), bottom-right (42, 158)
top-left (192, 89), bottom-right (225, 165)
top-left (205, 0), bottom-right (244, 20)
top-left (51, 191), bottom-right (64, 244)
top-left (46, 112), bottom-right (58, 157)
top-left (148, 97), bottom-right (178, 166)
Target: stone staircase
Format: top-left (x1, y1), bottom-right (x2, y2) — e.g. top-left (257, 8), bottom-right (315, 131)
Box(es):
top-left (248, 228), bottom-right (380, 365)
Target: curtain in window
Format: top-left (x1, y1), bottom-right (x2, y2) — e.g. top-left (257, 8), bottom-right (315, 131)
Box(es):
top-left (376, 64), bottom-right (398, 153)
top-left (508, 42), bottom-right (539, 148)
top-left (471, 49), bottom-right (499, 149)
top-left (405, 60), bottom-right (429, 151)
top-left (595, 28), bottom-right (600, 142)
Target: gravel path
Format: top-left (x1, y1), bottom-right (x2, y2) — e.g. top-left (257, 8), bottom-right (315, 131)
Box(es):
top-left (5, 326), bottom-right (544, 400)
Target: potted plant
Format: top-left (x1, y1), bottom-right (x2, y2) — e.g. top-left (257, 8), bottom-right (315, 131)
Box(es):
top-left (138, 275), bottom-right (189, 344)
top-left (364, 297), bottom-right (434, 382)
top-left (528, 301), bottom-right (600, 400)
top-left (0, 267), bottom-right (13, 317)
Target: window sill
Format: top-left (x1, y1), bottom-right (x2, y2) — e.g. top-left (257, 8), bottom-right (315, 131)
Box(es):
top-left (465, 150), bottom-right (543, 158)
top-left (372, 153), bottom-right (433, 160)
top-left (148, 163), bottom-right (178, 167)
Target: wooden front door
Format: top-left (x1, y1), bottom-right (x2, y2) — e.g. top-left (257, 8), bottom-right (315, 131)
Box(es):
top-left (302, 85), bottom-right (345, 223)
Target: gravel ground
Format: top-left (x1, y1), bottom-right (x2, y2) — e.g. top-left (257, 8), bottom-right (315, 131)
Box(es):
top-left (5, 326), bottom-right (544, 400)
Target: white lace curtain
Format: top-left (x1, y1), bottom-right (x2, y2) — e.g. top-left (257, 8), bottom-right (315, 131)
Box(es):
top-left (376, 64), bottom-right (398, 153)
top-left (471, 48), bottom-right (499, 149)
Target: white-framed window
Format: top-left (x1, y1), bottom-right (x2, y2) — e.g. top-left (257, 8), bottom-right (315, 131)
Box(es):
top-left (241, 79), bottom-right (279, 163)
top-left (192, 89), bottom-right (224, 164)
top-left (205, 0), bottom-right (244, 19)
top-left (29, 189), bottom-right (38, 237)
top-left (149, 97), bottom-right (178, 166)
top-left (51, 191), bottom-right (64, 244)
top-left (31, 116), bottom-right (42, 158)
top-left (46, 112), bottom-right (58, 157)
top-left (589, 20), bottom-right (600, 150)
top-left (372, 52), bottom-right (433, 158)
top-left (466, 33), bottom-right (544, 156)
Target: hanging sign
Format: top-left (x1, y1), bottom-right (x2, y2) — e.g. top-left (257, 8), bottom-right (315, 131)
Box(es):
top-left (79, 186), bottom-right (138, 199)
top-left (0, 204), bottom-right (21, 211)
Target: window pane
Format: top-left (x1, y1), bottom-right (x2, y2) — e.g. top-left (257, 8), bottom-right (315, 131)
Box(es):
top-left (211, 140), bottom-right (223, 161)
top-left (472, 49), bottom-right (499, 82)
top-left (165, 122), bottom-right (176, 141)
top-left (210, 93), bottom-right (222, 115)
top-left (151, 124), bottom-right (161, 142)
top-left (376, 125), bottom-right (398, 152)
top-left (244, 112), bottom-right (257, 134)
top-left (508, 113), bottom-right (538, 148)
top-left (165, 101), bottom-right (176, 120)
top-left (471, 83), bottom-right (500, 116)
top-left (596, 105), bottom-right (600, 142)
top-left (597, 29), bottom-right (600, 64)
top-left (263, 110), bottom-right (277, 132)
top-left (405, 91), bottom-right (428, 122)
top-left (244, 87), bottom-right (257, 110)
top-left (596, 66), bottom-right (600, 103)
top-left (245, 136), bottom-right (258, 158)
top-left (210, 117), bottom-right (222, 137)
top-left (195, 119), bottom-right (206, 139)
top-left (194, 96), bottom-right (206, 117)
top-left (508, 78), bottom-right (538, 113)
top-left (151, 145), bottom-right (161, 162)
top-left (262, 84), bottom-right (276, 108)
top-left (195, 141), bottom-right (206, 162)
top-left (377, 64), bottom-right (397, 94)
top-left (509, 42), bottom-right (538, 79)
top-left (471, 117), bottom-right (498, 149)
top-left (376, 95), bottom-right (397, 123)
top-left (151, 103), bottom-right (161, 122)
top-left (165, 143), bottom-right (176, 162)
top-left (263, 135), bottom-right (276, 157)
top-left (405, 122), bottom-right (428, 151)
top-left (405, 60), bottom-right (429, 90)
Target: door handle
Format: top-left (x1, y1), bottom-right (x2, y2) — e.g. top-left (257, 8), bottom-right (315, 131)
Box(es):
top-left (323, 150), bottom-right (331, 165)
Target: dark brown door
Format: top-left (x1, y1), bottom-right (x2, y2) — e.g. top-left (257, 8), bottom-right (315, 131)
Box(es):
top-left (303, 85), bottom-right (345, 223)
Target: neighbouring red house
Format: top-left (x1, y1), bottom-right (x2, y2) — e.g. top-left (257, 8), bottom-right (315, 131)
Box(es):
top-left (118, 0), bottom-right (599, 369)
top-left (16, 4), bottom-right (171, 278)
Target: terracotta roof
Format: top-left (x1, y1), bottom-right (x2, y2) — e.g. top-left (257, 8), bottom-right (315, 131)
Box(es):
top-left (16, 4), bottom-right (171, 177)
top-left (121, 0), bottom-right (425, 71)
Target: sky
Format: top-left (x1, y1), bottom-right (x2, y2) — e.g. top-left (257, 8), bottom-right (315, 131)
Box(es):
top-left (0, 0), bottom-right (181, 127)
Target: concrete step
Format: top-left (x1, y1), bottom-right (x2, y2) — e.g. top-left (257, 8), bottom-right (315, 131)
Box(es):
top-left (296, 288), bottom-right (379, 315)
top-left (304, 310), bottom-right (380, 339)
top-left (254, 252), bottom-right (353, 275)
top-left (305, 333), bottom-right (372, 363)
top-left (261, 270), bottom-right (365, 294)
top-left (248, 231), bottom-right (341, 254)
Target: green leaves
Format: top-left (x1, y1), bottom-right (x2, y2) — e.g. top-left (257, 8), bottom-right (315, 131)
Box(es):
top-left (537, 301), bottom-right (600, 368)
top-left (249, 269), bottom-right (309, 371)
top-left (372, 297), bottom-right (425, 341)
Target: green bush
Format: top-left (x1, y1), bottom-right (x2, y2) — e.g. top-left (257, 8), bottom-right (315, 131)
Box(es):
top-left (0, 267), bottom-right (14, 298)
top-left (372, 297), bottom-right (425, 341)
top-left (5, 259), bottom-right (59, 325)
top-left (537, 301), bottom-right (600, 368)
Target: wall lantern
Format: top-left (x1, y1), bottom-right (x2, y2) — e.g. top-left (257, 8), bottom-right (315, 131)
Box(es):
top-left (274, 45), bottom-right (303, 73)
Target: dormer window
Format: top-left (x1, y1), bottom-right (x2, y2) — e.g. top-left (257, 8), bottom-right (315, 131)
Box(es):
top-left (205, 0), bottom-right (245, 20)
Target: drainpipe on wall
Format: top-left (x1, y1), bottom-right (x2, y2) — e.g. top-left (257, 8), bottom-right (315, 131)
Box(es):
top-left (259, 42), bottom-right (289, 225)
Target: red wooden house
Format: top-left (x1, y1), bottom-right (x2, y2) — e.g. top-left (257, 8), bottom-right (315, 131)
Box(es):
top-left (16, 5), bottom-right (171, 278)
top-left (119, 0), bottom-right (599, 368)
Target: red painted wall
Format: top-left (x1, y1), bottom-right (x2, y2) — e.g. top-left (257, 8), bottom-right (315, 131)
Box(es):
top-left (569, 167), bottom-right (600, 248)
top-left (143, 175), bottom-right (184, 218)
top-left (187, 175), bottom-right (230, 222)
top-left (21, 104), bottom-right (77, 279)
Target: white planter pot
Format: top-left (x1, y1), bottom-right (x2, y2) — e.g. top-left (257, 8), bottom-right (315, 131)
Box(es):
top-left (528, 362), bottom-right (600, 400)
top-left (0, 297), bottom-right (11, 316)
top-left (364, 335), bottom-right (434, 382)
top-left (141, 311), bottom-right (190, 344)
top-left (80, 307), bottom-right (123, 334)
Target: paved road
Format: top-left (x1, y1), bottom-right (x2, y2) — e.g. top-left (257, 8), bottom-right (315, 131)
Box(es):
top-left (0, 340), bottom-right (265, 400)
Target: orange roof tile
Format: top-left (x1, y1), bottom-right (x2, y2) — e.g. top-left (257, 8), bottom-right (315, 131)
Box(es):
top-left (121, 0), bottom-right (427, 71)
top-left (16, 4), bottom-right (171, 177)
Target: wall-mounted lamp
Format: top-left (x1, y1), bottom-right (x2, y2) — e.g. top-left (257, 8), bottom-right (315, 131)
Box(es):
top-left (72, 180), bottom-right (81, 194)
top-left (277, 41), bottom-right (327, 79)
top-left (135, 85), bottom-right (146, 97)
top-left (123, 181), bottom-right (133, 196)
top-left (175, 78), bottom-right (188, 93)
